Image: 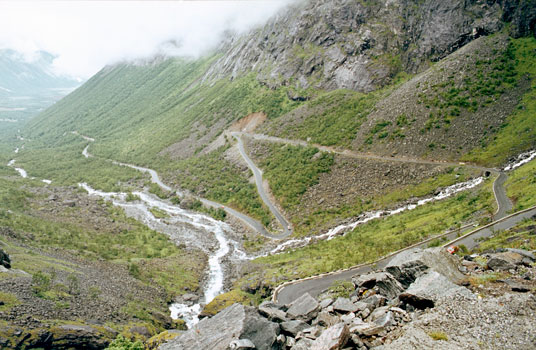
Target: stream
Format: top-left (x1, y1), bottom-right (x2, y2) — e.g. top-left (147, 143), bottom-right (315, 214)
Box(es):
top-left (78, 183), bottom-right (236, 327)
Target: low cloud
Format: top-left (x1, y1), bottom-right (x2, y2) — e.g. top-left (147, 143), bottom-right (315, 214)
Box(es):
top-left (0, 1), bottom-right (296, 79)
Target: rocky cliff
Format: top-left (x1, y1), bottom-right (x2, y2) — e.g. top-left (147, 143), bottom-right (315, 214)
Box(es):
top-left (203, 0), bottom-right (536, 93)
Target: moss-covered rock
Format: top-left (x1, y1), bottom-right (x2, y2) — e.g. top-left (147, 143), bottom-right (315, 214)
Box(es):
top-left (199, 289), bottom-right (253, 318)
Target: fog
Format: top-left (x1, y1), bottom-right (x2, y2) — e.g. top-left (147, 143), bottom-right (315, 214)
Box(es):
top-left (0, 1), bottom-right (296, 79)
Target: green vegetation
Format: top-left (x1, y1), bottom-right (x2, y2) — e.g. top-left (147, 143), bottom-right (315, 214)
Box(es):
top-left (418, 37), bottom-right (518, 133)
top-left (11, 137), bottom-right (143, 192)
top-left (200, 289), bottom-right (255, 317)
top-left (257, 144), bottom-right (334, 209)
top-left (463, 37), bottom-right (536, 165)
top-left (106, 335), bottom-right (144, 350)
top-left (475, 217), bottom-right (536, 253)
top-left (265, 89), bottom-right (378, 147)
top-left (244, 181), bottom-right (494, 288)
top-left (326, 280), bottom-right (355, 298)
top-left (505, 158), bottom-right (536, 210)
top-left (148, 183), bottom-right (172, 200)
top-left (169, 146), bottom-right (271, 225)
top-left (149, 207), bottom-right (169, 219)
top-left (428, 331), bottom-right (448, 341)
top-left (0, 291), bottom-right (20, 312)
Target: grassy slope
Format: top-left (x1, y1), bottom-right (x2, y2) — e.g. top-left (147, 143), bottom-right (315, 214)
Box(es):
top-left (20, 57), bottom-right (307, 220)
top-left (505, 158), bottom-right (536, 210)
top-left (462, 37), bottom-right (536, 165)
top-left (16, 36), bottom-right (535, 226)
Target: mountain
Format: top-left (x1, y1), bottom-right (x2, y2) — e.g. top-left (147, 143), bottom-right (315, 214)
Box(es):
top-left (0, 49), bottom-right (79, 97)
top-left (0, 49), bottom-right (81, 139)
top-left (20, 0), bottom-right (536, 230)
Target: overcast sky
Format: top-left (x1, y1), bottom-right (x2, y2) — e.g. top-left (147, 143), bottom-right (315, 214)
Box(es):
top-left (0, 1), bottom-right (295, 79)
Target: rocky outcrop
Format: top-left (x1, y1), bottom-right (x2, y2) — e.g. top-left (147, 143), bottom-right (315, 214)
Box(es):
top-left (0, 324), bottom-right (116, 350)
top-left (0, 247), bottom-right (11, 269)
top-left (159, 303), bottom-right (281, 350)
top-left (158, 248), bottom-right (481, 350)
top-left (203, 0), bottom-right (535, 93)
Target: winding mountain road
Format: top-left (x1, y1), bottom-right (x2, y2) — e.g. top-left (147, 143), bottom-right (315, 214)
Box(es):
top-left (241, 132), bottom-right (497, 174)
top-left (232, 132), bottom-right (292, 238)
top-left (493, 172), bottom-right (513, 220)
top-left (75, 132), bottom-right (283, 240)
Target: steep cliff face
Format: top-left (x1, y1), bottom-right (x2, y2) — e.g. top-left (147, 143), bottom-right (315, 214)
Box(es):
top-left (203, 0), bottom-right (534, 93)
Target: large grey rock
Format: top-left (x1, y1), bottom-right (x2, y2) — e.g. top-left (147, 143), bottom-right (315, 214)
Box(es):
top-left (385, 260), bottom-right (428, 288)
top-left (400, 271), bottom-right (474, 309)
top-left (360, 294), bottom-right (386, 310)
top-left (286, 293), bottom-right (320, 322)
top-left (202, 0), bottom-right (519, 93)
top-left (280, 320), bottom-right (309, 337)
top-left (292, 338), bottom-right (314, 350)
top-left (310, 323), bottom-right (349, 350)
top-left (487, 251), bottom-right (525, 271)
top-left (506, 248), bottom-right (535, 261)
top-left (159, 304), bottom-right (280, 350)
top-left (386, 248), bottom-right (465, 284)
top-left (259, 301), bottom-right (288, 322)
top-left (353, 272), bottom-right (404, 300)
top-left (332, 297), bottom-right (358, 313)
top-left (313, 311), bottom-right (340, 328)
top-left (349, 322), bottom-right (384, 337)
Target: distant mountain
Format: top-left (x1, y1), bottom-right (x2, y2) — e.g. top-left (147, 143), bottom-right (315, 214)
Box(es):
top-left (0, 49), bottom-right (79, 98)
top-left (0, 49), bottom-right (81, 135)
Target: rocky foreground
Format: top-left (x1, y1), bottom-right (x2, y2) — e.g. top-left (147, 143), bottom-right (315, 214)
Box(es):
top-left (157, 247), bottom-right (536, 350)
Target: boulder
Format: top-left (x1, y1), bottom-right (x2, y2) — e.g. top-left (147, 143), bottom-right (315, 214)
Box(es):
top-left (281, 320), bottom-right (309, 337)
top-left (487, 251), bottom-right (525, 271)
top-left (286, 293), bottom-right (320, 322)
top-left (506, 248), bottom-right (535, 261)
top-left (360, 295), bottom-right (386, 310)
top-left (313, 311), bottom-right (341, 327)
top-left (398, 293), bottom-right (435, 310)
top-left (296, 326), bottom-right (323, 340)
top-left (368, 306), bottom-right (389, 323)
top-left (386, 248), bottom-right (465, 284)
top-left (50, 324), bottom-right (112, 349)
top-left (353, 272), bottom-right (404, 300)
top-left (340, 312), bottom-right (355, 324)
top-left (319, 298), bottom-right (334, 309)
top-left (400, 271), bottom-right (474, 309)
top-left (332, 297), bottom-right (358, 313)
top-left (374, 311), bottom-right (394, 328)
top-left (385, 261), bottom-right (428, 288)
top-left (310, 323), bottom-right (349, 350)
top-left (0, 248), bottom-right (11, 269)
top-left (292, 338), bottom-right (314, 350)
top-left (259, 301), bottom-right (287, 322)
top-left (349, 322), bottom-right (384, 337)
top-left (159, 304), bottom-right (280, 350)
top-left (129, 326), bottom-right (152, 338)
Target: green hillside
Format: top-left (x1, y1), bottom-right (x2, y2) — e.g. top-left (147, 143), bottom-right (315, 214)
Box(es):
top-left (15, 34), bottom-right (536, 237)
